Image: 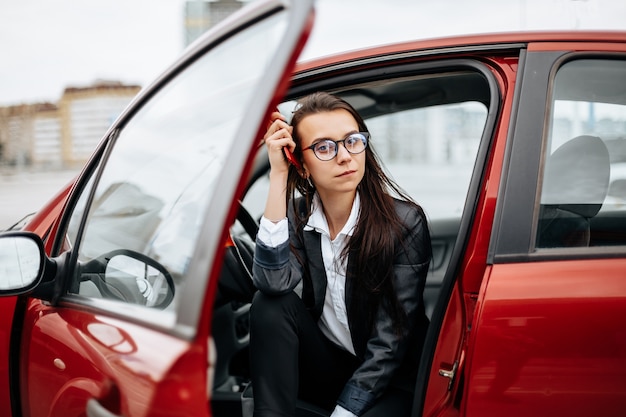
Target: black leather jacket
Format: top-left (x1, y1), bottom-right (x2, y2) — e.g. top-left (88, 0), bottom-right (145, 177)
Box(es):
top-left (253, 197), bottom-right (431, 416)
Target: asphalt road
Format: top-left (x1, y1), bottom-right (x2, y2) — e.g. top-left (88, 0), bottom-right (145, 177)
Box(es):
top-left (0, 170), bottom-right (79, 230)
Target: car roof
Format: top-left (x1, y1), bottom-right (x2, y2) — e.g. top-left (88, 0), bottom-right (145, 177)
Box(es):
top-left (289, 30), bottom-right (626, 115)
top-left (295, 30), bottom-right (626, 73)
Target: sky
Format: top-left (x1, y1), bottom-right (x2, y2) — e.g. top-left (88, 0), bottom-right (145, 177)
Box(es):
top-left (1, 0), bottom-right (625, 106)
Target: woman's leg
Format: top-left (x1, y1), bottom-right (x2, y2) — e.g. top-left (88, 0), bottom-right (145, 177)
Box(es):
top-left (250, 291), bottom-right (359, 417)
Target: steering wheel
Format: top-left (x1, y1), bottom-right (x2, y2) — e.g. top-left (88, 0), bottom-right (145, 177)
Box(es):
top-left (81, 249), bottom-right (176, 309)
top-left (211, 201), bottom-right (260, 389)
top-left (216, 202), bottom-right (258, 306)
top-left (236, 200), bottom-right (259, 240)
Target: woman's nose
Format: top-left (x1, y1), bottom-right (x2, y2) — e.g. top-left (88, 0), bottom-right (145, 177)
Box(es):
top-left (336, 142), bottom-right (352, 163)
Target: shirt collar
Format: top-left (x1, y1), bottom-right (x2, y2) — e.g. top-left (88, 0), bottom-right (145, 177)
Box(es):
top-left (304, 193), bottom-right (360, 238)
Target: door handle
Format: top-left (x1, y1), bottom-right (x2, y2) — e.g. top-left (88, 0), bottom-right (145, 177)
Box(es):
top-left (86, 398), bottom-right (123, 417)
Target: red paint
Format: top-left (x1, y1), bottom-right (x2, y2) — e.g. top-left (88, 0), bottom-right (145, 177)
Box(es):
top-left (465, 261), bottom-right (626, 416)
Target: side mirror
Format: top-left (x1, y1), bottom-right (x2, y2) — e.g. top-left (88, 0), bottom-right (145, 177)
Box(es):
top-left (0, 232), bottom-right (45, 294)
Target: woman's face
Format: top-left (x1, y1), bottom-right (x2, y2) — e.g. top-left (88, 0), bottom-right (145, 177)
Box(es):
top-left (297, 109), bottom-right (366, 199)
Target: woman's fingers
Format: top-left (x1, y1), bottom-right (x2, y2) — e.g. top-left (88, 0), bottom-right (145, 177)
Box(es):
top-left (265, 111), bottom-right (286, 132)
top-left (266, 134), bottom-right (296, 170)
top-left (265, 119), bottom-right (290, 140)
top-left (264, 112), bottom-right (296, 171)
top-left (270, 111), bottom-right (285, 123)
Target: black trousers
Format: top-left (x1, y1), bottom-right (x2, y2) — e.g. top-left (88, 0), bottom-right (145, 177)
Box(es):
top-left (249, 291), bottom-right (413, 417)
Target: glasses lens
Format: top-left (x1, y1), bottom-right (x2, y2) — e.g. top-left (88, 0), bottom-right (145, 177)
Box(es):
top-left (313, 140), bottom-right (337, 160)
top-left (346, 133), bottom-right (367, 153)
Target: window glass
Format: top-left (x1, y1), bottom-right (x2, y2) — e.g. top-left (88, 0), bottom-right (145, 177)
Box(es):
top-left (242, 101), bottom-right (487, 222)
top-left (367, 102), bottom-right (486, 220)
top-left (537, 59), bottom-right (626, 248)
top-left (62, 165), bottom-right (98, 254)
top-left (68, 12), bottom-right (288, 321)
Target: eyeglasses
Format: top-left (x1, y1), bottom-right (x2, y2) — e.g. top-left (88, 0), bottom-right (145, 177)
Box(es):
top-left (303, 132), bottom-right (369, 161)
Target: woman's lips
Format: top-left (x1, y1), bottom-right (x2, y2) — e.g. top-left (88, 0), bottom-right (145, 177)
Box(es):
top-left (338, 170), bottom-right (356, 177)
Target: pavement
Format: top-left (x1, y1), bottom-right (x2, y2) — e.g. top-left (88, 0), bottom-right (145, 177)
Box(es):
top-left (0, 169), bottom-right (79, 230)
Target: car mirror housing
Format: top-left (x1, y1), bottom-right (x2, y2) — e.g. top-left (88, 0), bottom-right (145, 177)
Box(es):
top-left (0, 231), bottom-right (46, 295)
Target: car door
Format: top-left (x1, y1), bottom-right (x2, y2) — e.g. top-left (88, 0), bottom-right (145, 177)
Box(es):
top-left (466, 43), bottom-right (626, 416)
top-left (9, 1), bottom-right (314, 416)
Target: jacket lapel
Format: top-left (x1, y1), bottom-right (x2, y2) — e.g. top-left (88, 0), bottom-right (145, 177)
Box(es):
top-left (345, 255), bottom-right (370, 358)
top-left (302, 229), bottom-right (327, 318)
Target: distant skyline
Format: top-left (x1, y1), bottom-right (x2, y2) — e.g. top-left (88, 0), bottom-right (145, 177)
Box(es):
top-left (1, 0), bottom-right (625, 106)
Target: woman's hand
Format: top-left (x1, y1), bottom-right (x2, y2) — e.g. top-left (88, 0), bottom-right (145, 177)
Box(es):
top-left (262, 111), bottom-right (295, 222)
top-left (330, 405), bottom-right (357, 417)
top-left (264, 111), bottom-right (295, 174)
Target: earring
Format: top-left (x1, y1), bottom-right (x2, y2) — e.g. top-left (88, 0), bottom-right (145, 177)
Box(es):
top-left (301, 169), bottom-right (313, 187)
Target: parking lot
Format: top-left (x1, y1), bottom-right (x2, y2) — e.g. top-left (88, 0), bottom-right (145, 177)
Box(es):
top-left (0, 169), bottom-right (78, 229)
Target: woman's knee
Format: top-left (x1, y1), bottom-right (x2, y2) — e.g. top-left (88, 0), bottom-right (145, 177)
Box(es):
top-left (250, 291), bottom-right (302, 329)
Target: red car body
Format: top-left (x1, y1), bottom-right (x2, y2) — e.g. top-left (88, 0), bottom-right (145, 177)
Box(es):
top-left (1, 1), bottom-right (625, 416)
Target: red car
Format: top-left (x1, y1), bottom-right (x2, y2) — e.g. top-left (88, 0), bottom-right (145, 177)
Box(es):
top-left (1, 0), bottom-right (625, 416)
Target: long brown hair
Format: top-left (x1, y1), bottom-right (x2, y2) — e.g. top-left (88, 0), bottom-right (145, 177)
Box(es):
top-left (286, 92), bottom-right (429, 333)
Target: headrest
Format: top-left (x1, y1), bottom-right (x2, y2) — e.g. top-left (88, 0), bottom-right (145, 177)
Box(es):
top-left (541, 135), bottom-right (610, 218)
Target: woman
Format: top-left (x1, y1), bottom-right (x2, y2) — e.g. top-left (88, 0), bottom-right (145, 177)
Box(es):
top-left (251, 92), bottom-right (431, 417)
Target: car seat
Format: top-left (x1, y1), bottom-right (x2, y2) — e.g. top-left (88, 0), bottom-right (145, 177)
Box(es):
top-left (537, 135), bottom-right (610, 248)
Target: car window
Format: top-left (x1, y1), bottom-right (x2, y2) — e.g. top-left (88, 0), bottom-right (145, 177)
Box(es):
top-left (367, 102), bottom-right (486, 220)
top-left (64, 12), bottom-right (289, 321)
top-left (244, 92), bottom-right (487, 222)
top-left (62, 168), bottom-right (98, 253)
top-left (536, 58), bottom-right (626, 248)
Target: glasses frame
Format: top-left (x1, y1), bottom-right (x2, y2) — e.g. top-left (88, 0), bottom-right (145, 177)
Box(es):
top-left (303, 132), bottom-right (369, 161)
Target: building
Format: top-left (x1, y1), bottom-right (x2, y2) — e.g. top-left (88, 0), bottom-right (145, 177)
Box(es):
top-left (0, 80), bottom-right (140, 170)
top-left (1, 2), bottom-right (248, 171)
top-left (32, 103), bottom-right (62, 168)
top-left (0, 102), bottom-right (56, 169)
top-left (184, 0), bottom-right (246, 47)
top-left (59, 81), bottom-right (140, 166)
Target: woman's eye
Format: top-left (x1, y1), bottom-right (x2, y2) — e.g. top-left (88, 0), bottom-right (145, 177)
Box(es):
top-left (315, 142), bottom-right (332, 153)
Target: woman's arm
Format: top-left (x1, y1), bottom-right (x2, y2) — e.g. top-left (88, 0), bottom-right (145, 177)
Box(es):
top-left (253, 111), bottom-right (304, 294)
top-left (253, 200), bottom-right (307, 295)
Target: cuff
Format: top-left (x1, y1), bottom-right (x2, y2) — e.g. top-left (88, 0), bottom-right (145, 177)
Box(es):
top-left (254, 238), bottom-right (290, 270)
top-left (336, 383), bottom-right (376, 416)
top-left (330, 405), bottom-right (357, 417)
top-left (258, 216), bottom-right (288, 247)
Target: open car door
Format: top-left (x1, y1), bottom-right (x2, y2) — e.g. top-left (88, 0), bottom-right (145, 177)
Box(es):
top-left (8, 1), bottom-right (314, 416)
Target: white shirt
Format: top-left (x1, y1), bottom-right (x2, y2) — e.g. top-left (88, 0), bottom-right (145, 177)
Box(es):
top-left (257, 193), bottom-right (361, 355)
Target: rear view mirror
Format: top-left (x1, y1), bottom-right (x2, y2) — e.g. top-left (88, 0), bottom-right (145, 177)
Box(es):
top-left (81, 249), bottom-right (176, 309)
top-left (0, 232), bottom-right (45, 294)
top-left (106, 252), bottom-right (175, 309)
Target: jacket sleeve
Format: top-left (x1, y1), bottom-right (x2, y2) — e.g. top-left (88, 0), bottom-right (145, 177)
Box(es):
top-left (252, 205), bottom-right (307, 295)
top-left (337, 203), bottom-right (431, 416)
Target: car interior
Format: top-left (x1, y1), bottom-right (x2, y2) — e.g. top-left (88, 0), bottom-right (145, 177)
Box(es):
top-left (209, 67), bottom-right (492, 416)
top-left (537, 134), bottom-right (611, 248)
top-left (538, 58), bottom-right (626, 249)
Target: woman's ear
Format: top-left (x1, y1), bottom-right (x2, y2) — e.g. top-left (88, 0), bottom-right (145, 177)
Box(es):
top-left (298, 162), bottom-right (309, 179)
